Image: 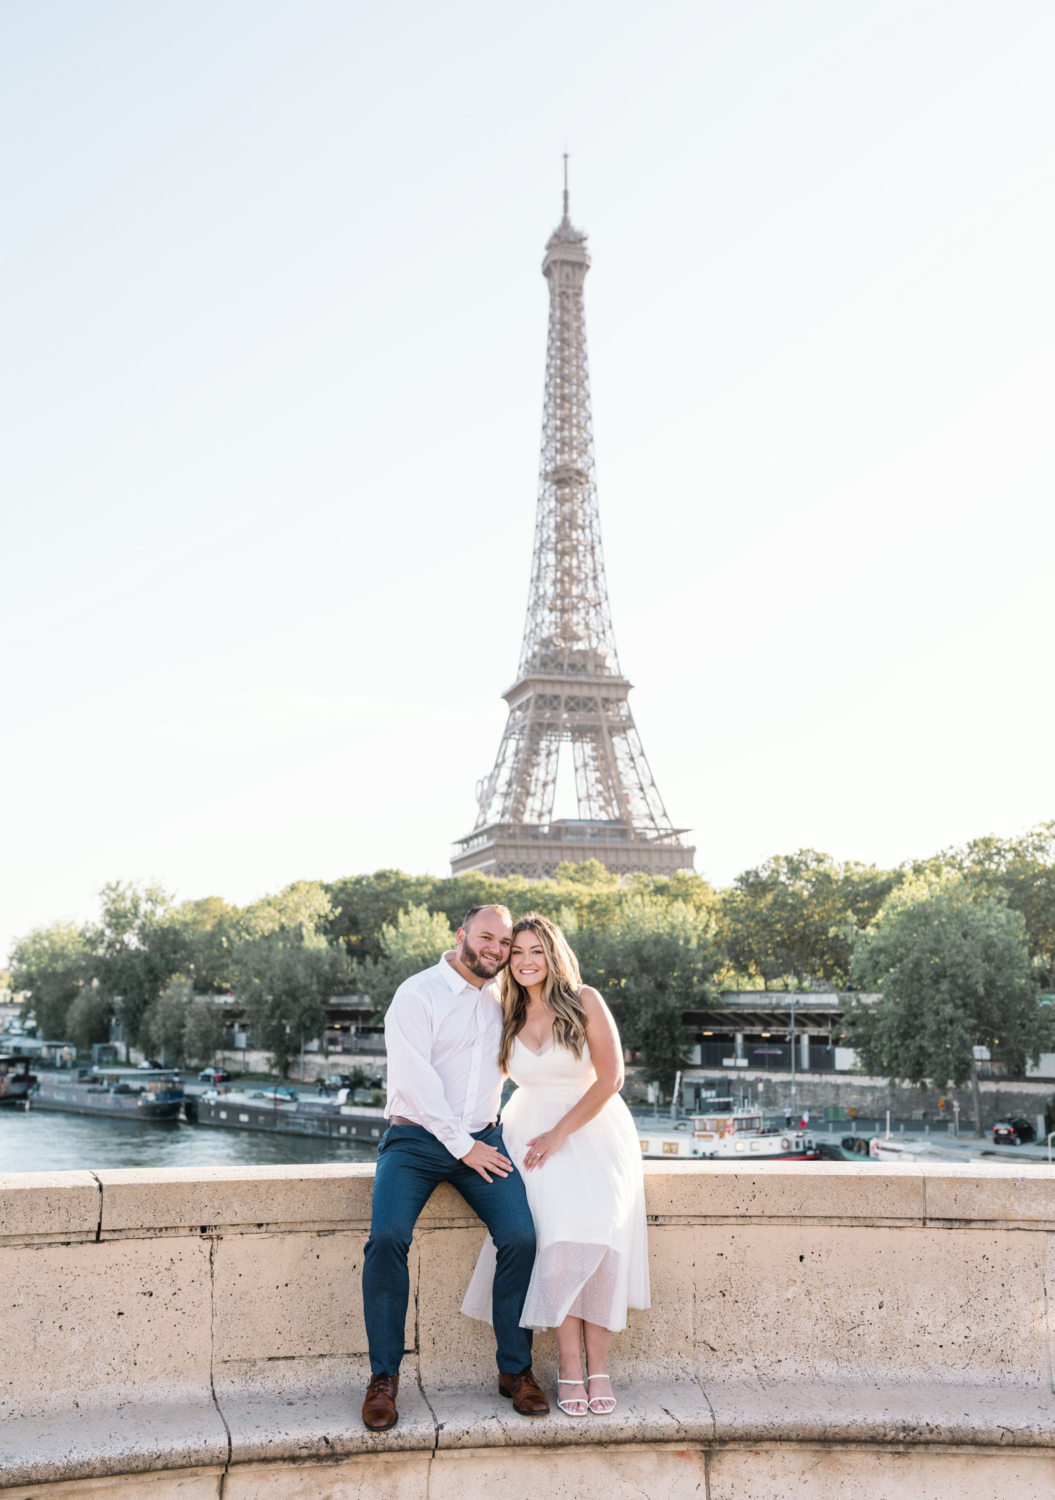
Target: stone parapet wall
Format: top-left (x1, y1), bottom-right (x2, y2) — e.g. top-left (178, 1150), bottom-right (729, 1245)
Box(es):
top-left (3, 1161), bottom-right (1055, 1498)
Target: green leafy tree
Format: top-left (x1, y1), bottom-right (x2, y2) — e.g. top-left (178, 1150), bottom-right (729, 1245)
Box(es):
top-left (142, 977), bottom-right (229, 1068)
top-left (355, 905), bottom-right (456, 1014)
top-left (577, 897), bottom-right (721, 1093)
top-left (926, 822), bottom-right (1055, 988)
top-left (183, 995), bottom-right (228, 1068)
top-left (65, 988), bottom-right (113, 1054)
top-left (142, 978), bottom-right (195, 1064)
top-left (172, 896), bottom-right (241, 993)
top-left (323, 871), bottom-right (439, 961)
top-left (847, 871), bottom-right (1052, 1134)
top-left (553, 859), bottom-right (619, 888)
top-left (323, 866), bottom-right (715, 966)
top-left (8, 920), bottom-right (95, 1039)
top-left (91, 881), bottom-right (192, 1048)
top-left (723, 850), bottom-right (900, 989)
top-left (237, 881), bottom-right (334, 941)
top-left (235, 931), bottom-right (347, 1079)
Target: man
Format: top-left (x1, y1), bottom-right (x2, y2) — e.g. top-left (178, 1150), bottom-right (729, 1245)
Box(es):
top-left (360, 904), bottom-right (548, 1430)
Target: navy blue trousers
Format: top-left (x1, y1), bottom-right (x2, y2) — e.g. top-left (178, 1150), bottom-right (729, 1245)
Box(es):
top-left (362, 1123), bottom-right (535, 1378)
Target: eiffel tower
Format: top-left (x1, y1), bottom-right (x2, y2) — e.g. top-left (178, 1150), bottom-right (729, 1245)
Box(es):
top-left (452, 164), bottom-right (695, 881)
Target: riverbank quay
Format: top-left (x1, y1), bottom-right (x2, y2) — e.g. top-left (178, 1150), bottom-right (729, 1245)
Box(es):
top-left (680, 1066), bottom-right (1055, 1132)
top-left (3, 1164), bottom-right (1055, 1499)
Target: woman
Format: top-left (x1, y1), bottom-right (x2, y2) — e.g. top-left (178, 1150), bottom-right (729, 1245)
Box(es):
top-left (461, 913), bottom-right (649, 1416)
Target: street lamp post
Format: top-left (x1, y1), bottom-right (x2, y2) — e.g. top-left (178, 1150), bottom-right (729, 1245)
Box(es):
top-left (789, 997), bottom-right (797, 1121)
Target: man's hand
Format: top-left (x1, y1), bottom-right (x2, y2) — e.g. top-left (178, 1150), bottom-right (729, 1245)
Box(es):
top-left (461, 1139), bottom-right (512, 1183)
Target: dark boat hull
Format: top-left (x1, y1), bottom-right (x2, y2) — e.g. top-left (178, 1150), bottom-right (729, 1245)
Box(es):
top-left (32, 1089), bottom-right (182, 1122)
top-left (196, 1097), bottom-right (384, 1141)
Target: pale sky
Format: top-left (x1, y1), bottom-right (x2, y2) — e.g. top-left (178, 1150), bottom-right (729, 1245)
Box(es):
top-left (3, 1), bottom-right (1055, 958)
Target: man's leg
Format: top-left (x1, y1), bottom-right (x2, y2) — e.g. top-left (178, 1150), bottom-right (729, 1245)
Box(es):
top-left (452, 1125), bottom-right (536, 1374)
top-left (363, 1126), bottom-right (449, 1377)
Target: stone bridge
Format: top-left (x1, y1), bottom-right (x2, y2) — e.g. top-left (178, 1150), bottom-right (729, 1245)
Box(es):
top-left (2, 1161), bottom-right (1055, 1497)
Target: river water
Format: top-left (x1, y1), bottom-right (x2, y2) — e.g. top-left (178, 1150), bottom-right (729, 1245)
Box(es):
top-left (0, 1106), bottom-right (377, 1174)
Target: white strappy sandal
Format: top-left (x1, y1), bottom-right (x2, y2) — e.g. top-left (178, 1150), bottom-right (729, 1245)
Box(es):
top-left (586, 1373), bottom-right (616, 1415)
top-left (557, 1376), bottom-right (589, 1417)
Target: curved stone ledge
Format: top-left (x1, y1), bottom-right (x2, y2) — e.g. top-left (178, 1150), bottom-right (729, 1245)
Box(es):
top-left (1, 1160), bottom-right (1054, 1496)
top-left (5, 1381), bottom-right (1055, 1492)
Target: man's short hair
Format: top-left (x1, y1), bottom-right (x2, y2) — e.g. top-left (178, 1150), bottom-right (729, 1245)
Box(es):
top-left (461, 904), bottom-right (513, 933)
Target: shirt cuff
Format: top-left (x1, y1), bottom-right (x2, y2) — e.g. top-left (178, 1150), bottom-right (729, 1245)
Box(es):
top-left (449, 1127), bottom-right (477, 1161)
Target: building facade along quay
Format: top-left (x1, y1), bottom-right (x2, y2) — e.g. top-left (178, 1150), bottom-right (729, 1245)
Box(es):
top-left (453, 164), bottom-right (694, 881)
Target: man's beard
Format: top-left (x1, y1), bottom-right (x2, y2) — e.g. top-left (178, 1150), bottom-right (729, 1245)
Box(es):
top-left (460, 935), bottom-right (507, 980)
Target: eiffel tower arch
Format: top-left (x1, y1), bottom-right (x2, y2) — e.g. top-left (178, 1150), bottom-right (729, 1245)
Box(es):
top-left (452, 166), bottom-right (695, 881)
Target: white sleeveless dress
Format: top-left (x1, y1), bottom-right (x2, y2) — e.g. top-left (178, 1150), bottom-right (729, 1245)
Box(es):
top-left (461, 1036), bottom-right (650, 1332)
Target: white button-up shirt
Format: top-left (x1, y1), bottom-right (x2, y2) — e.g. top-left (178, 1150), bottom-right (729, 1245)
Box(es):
top-left (383, 952), bottom-right (505, 1161)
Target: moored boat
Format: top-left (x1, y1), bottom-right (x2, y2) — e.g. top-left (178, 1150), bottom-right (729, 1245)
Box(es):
top-left (195, 1085), bottom-right (387, 1142)
top-left (32, 1067), bottom-right (184, 1122)
top-left (0, 1057), bottom-right (37, 1106)
top-left (638, 1107), bottom-right (820, 1161)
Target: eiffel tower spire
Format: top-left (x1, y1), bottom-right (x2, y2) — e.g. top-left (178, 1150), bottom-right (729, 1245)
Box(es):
top-left (452, 169), bottom-right (694, 880)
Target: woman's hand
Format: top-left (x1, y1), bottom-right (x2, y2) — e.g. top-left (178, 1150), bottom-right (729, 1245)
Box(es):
top-left (522, 1128), bottom-right (566, 1170)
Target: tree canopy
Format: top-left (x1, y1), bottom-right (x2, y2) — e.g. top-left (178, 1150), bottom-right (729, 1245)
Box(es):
top-left (723, 850), bottom-right (900, 990)
top-left (846, 871), bottom-right (1053, 1127)
top-left (9, 821), bottom-right (1055, 1088)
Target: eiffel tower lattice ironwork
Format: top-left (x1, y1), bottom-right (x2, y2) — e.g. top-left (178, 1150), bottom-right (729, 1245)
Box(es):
top-left (452, 165), bottom-right (694, 880)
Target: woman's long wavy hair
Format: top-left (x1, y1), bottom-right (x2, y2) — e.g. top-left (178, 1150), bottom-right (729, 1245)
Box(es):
top-left (498, 913), bottom-right (588, 1072)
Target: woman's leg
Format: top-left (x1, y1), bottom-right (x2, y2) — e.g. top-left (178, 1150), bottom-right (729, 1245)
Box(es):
top-left (555, 1315), bottom-right (587, 1414)
top-left (583, 1321), bottom-right (614, 1411)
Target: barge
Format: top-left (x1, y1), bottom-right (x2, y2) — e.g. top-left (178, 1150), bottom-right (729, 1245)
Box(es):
top-left (195, 1086), bottom-right (387, 1142)
top-left (0, 1057), bottom-right (37, 1106)
top-left (638, 1106), bottom-right (820, 1161)
top-left (32, 1067), bottom-right (184, 1122)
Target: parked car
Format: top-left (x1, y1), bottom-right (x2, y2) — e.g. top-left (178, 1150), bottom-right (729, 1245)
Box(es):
top-left (992, 1117), bottom-right (1036, 1145)
top-left (814, 1140), bottom-right (871, 1162)
top-left (198, 1067), bottom-right (232, 1084)
top-left (318, 1073), bottom-right (358, 1094)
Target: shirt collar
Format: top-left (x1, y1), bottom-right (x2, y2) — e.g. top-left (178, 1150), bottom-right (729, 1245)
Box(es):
top-left (439, 951), bottom-right (499, 999)
top-left (439, 951), bottom-right (476, 993)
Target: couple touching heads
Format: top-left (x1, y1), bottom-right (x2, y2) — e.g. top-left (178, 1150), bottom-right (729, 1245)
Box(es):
top-left (361, 903), bottom-right (649, 1430)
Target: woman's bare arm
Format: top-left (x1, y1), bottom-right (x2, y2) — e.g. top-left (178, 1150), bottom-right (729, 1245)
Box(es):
top-left (522, 987), bottom-right (627, 1170)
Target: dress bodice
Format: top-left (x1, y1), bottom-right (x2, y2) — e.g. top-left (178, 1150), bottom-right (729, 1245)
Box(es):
top-left (508, 1035), bottom-right (595, 1090)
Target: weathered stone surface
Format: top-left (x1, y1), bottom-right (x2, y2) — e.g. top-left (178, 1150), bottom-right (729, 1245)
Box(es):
top-left (0, 1162), bottom-right (1053, 1495)
top-left (427, 1441), bottom-right (709, 1499)
top-left (1, 1467), bottom-right (224, 1500)
top-left (706, 1380), bottom-right (1055, 1446)
top-left (923, 1168), bottom-right (1055, 1228)
top-left (224, 1451), bottom-right (433, 1500)
top-left (0, 1237), bottom-right (213, 1420)
top-left (218, 1355), bottom-right (436, 1465)
top-left (708, 1443), bottom-right (1055, 1498)
top-left (0, 1170), bottom-right (100, 1243)
top-left (617, 1225), bottom-right (694, 1381)
top-left (416, 1224), bottom-right (500, 1388)
top-left (645, 1161), bottom-right (927, 1224)
top-left (430, 1383), bottom-right (713, 1450)
top-left (212, 1230), bottom-right (372, 1362)
top-left (0, 1404), bottom-right (227, 1490)
top-left (95, 1165), bottom-right (374, 1235)
top-left (693, 1223), bottom-right (1047, 1387)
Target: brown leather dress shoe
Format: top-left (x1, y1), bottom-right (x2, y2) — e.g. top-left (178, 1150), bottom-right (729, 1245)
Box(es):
top-left (362, 1372), bottom-right (399, 1430)
top-left (498, 1367), bottom-right (550, 1415)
